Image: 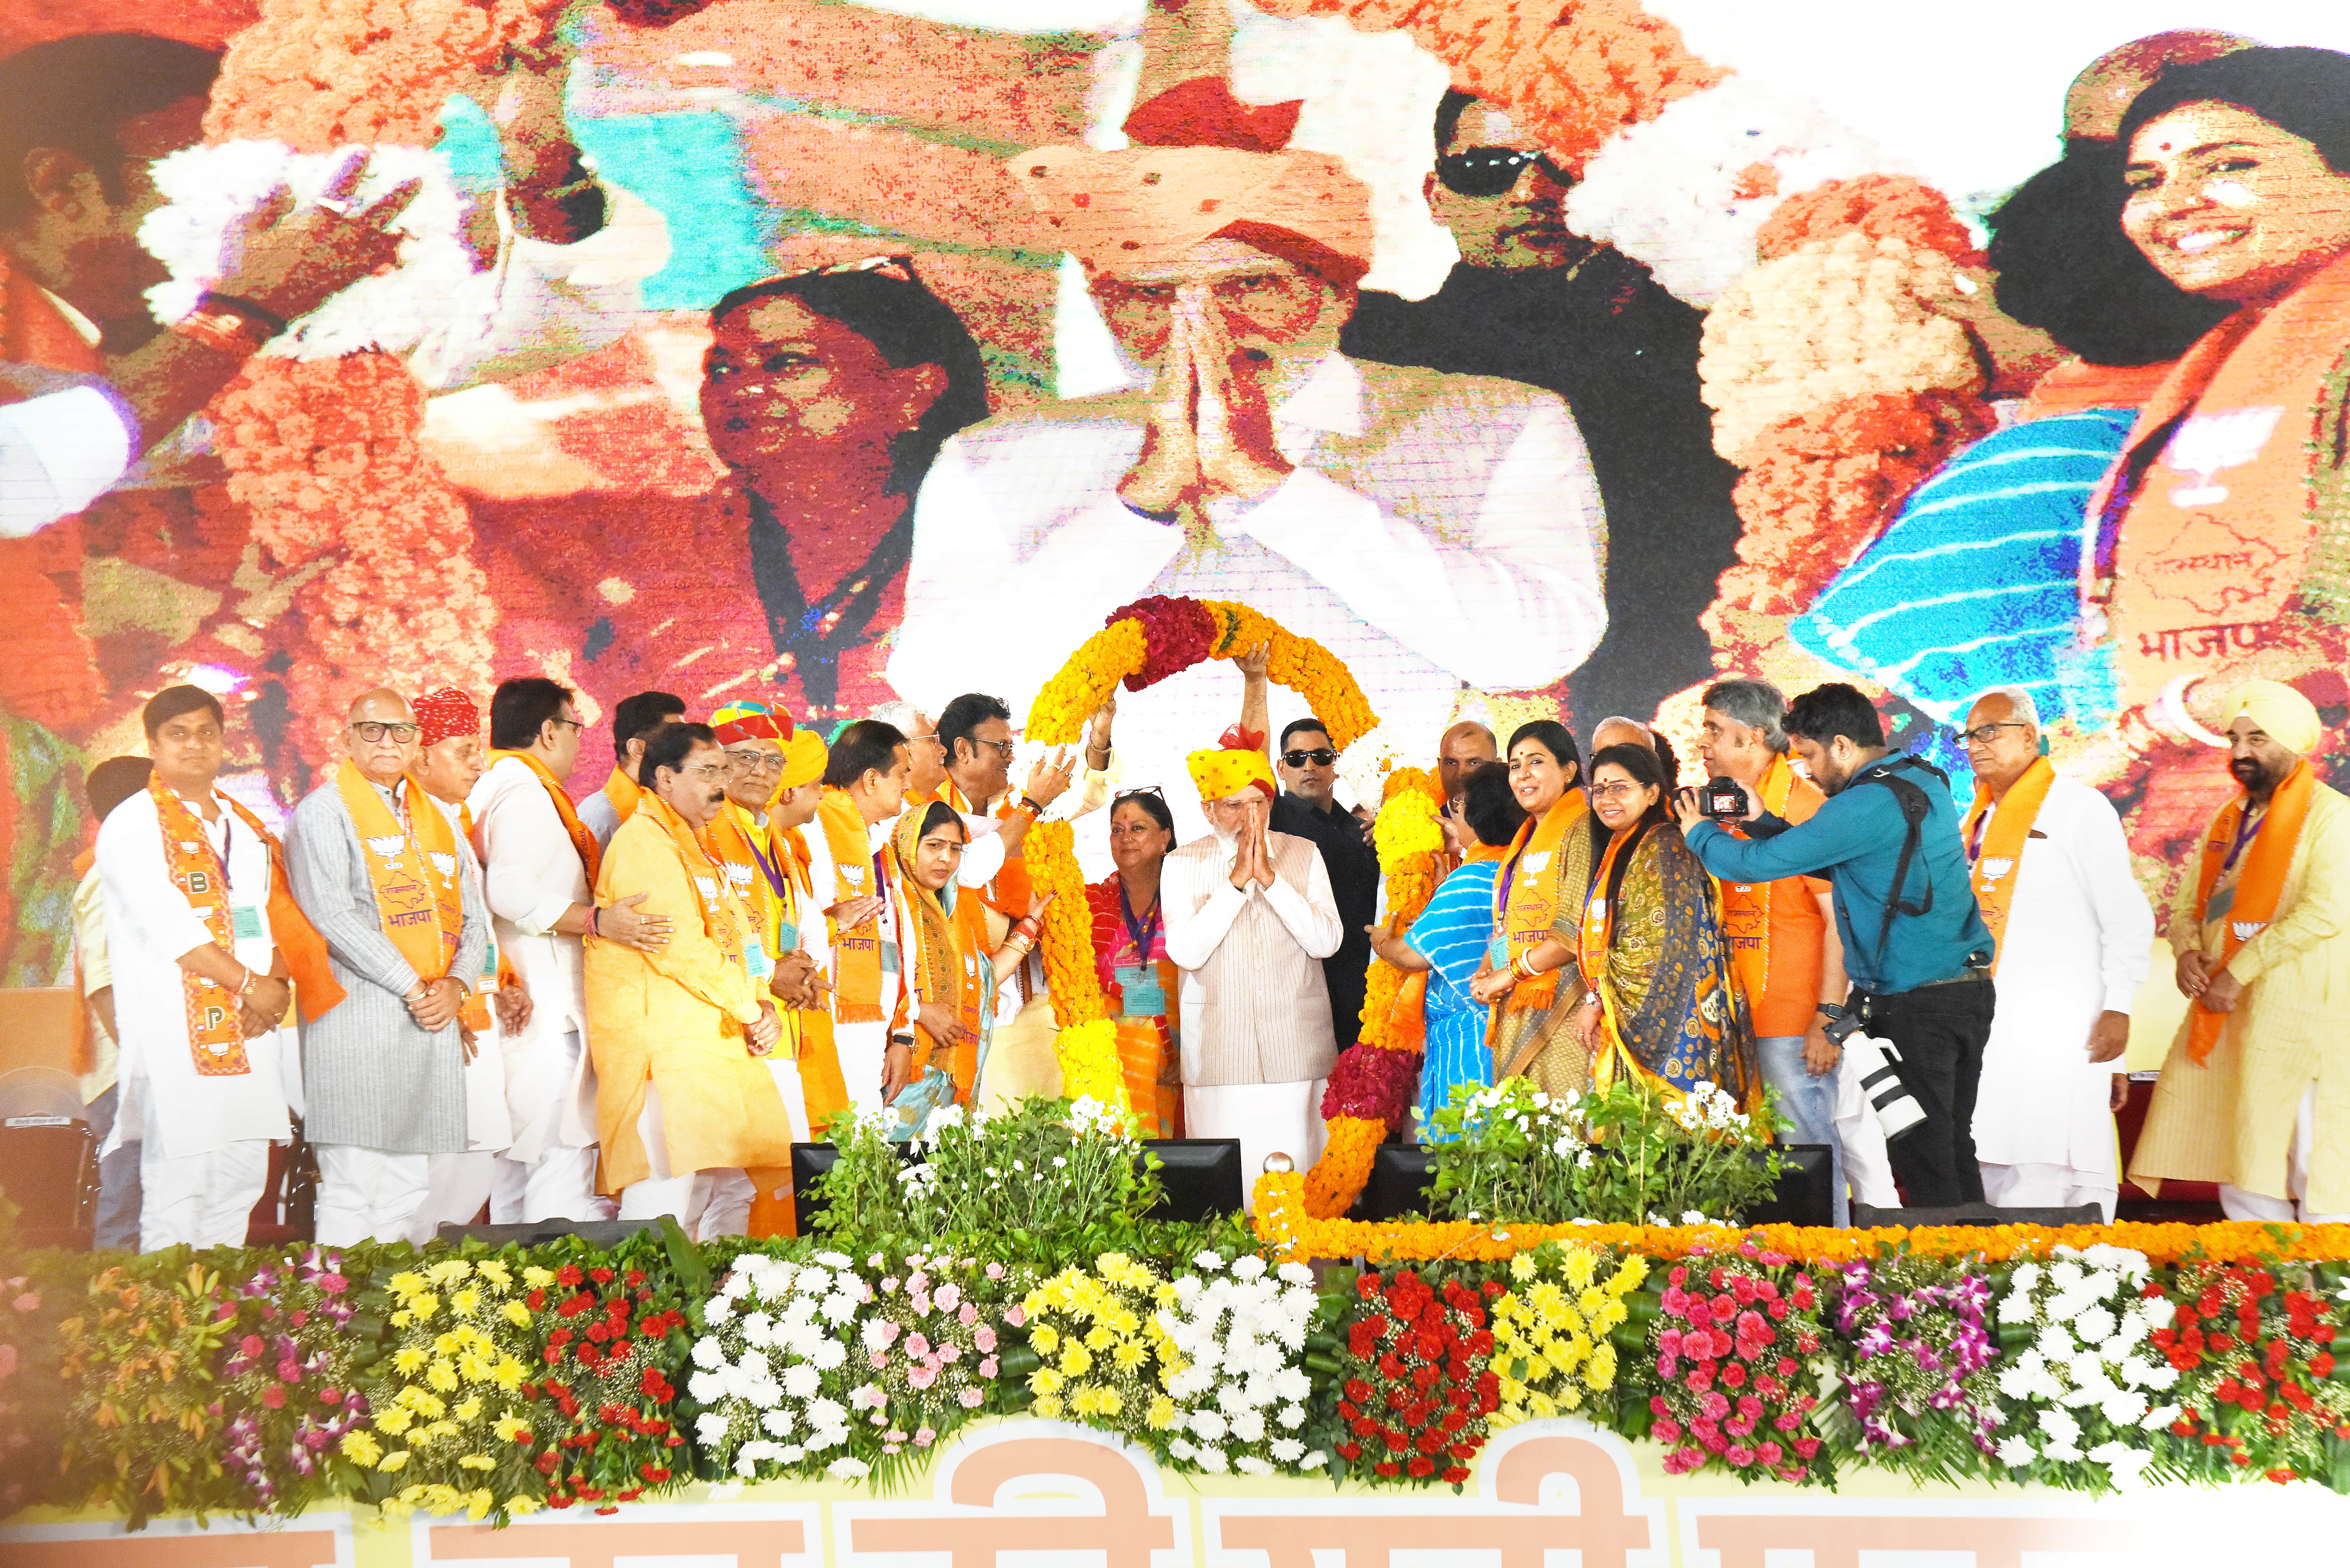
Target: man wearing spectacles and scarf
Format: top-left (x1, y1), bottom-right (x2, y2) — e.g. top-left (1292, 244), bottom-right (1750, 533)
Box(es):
top-left (287, 688), bottom-right (490, 1245)
top-left (1343, 89), bottom-right (1742, 733)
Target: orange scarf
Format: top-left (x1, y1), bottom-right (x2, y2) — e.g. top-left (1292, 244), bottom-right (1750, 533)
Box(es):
top-left (1717, 756), bottom-right (1801, 1009)
top-left (603, 765), bottom-right (645, 827)
top-left (2085, 250), bottom-right (2350, 716)
top-left (891, 809), bottom-right (988, 1102)
top-left (944, 779), bottom-right (1034, 918)
top-left (708, 800), bottom-right (774, 956)
top-left (817, 787), bottom-right (887, 1024)
top-left (333, 760), bottom-right (462, 987)
top-left (148, 780), bottom-right (344, 1072)
top-left (640, 790), bottom-right (750, 970)
top-left (432, 792), bottom-right (503, 1034)
top-left (2186, 758), bottom-right (2315, 1065)
top-left (1959, 756), bottom-right (2057, 975)
top-left (489, 748), bottom-right (601, 884)
top-left (1491, 787), bottom-right (1589, 1012)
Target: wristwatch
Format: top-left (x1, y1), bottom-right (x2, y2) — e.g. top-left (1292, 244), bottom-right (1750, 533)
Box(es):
top-left (1816, 1002), bottom-right (1848, 1021)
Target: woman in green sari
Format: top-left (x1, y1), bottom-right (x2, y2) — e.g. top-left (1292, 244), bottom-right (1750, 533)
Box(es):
top-left (1575, 743), bottom-right (1757, 1110)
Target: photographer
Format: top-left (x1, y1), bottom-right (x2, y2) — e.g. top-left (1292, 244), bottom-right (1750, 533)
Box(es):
top-left (1676, 683), bottom-right (1994, 1207)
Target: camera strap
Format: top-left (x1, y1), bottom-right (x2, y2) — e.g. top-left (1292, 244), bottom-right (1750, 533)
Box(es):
top-left (1853, 755), bottom-right (1948, 971)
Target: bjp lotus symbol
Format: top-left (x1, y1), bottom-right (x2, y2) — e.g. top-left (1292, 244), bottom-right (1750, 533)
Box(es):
top-left (2164, 406), bottom-right (2284, 507)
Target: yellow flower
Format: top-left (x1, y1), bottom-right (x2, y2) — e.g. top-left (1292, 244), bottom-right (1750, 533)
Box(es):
top-left (387, 1271), bottom-right (427, 1296)
top-left (412, 1391), bottom-right (447, 1419)
top-left (390, 1310), bottom-right (414, 1330)
top-left (411, 1293), bottom-right (441, 1320)
top-left (427, 1359), bottom-right (460, 1393)
top-left (465, 1488), bottom-right (494, 1521)
top-left (378, 1449), bottom-right (412, 1473)
top-left (1112, 1340), bottom-right (1149, 1373)
top-left (1561, 1246), bottom-right (1601, 1293)
top-left (454, 1396), bottom-right (483, 1423)
top-left (1033, 1393), bottom-right (1065, 1420)
top-left (341, 1430), bottom-right (383, 1467)
top-left (422, 1419), bottom-right (460, 1442)
top-left (1508, 1253), bottom-right (1537, 1284)
top-left (1032, 1368), bottom-right (1064, 1395)
top-left (451, 1288), bottom-right (482, 1318)
top-left (1146, 1395), bottom-right (1179, 1430)
top-left (376, 1408), bottom-right (417, 1437)
top-left (507, 1494), bottom-right (540, 1516)
top-left (494, 1415), bottom-right (531, 1442)
top-left (458, 1454), bottom-right (496, 1471)
top-left (1585, 1344), bottom-right (1618, 1389)
top-left (492, 1357), bottom-right (527, 1393)
top-left (478, 1260), bottom-right (513, 1287)
top-left (1083, 1324), bottom-right (1114, 1352)
top-left (522, 1266), bottom-right (556, 1289)
top-left (1059, 1343), bottom-right (1093, 1378)
top-left (393, 1347), bottom-right (429, 1375)
top-left (1030, 1324), bottom-right (1060, 1355)
top-left (501, 1302), bottom-right (531, 1328)
top-left (427, 1258), bottom-right (473, 1285)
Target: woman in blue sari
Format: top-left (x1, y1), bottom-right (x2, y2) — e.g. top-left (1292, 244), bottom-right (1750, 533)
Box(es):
top-left (1370, 764), bottom-right (1525, 1138)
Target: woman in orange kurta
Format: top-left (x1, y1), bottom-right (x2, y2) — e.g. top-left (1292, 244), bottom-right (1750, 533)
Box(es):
top-left (1085, 788), bottom-right (1182, 1137)
top-left (586, 723), bottom-right (790, 1239)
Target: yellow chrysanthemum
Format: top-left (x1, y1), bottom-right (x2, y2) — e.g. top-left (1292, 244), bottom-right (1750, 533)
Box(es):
top-left (393, 1346), bottom-right (429, 1375)
top-left (477, 1260), bottom-right (513, 1287)
top-left (376, 1408), bottom-right (417, 1437)
top-left (507, 1494), bottom-right (540, 1516)
top-left (426, 1360), bottom-right (460, 1393)
top-left (451, 1287), bottom-right (482, 1317)
top-left (378, 1449), bottom-right (412, 1472)
top-left (1146, 1395), bottom-right (1179, 1430)
top-left (1032, 1393), bottom-right (1065, 1420)
top-left (1509, 1253), bottom-right (1539, 1284)
top-left (1030, 1324), bottom-right (1060, 1355)
top-left (494, 1414), bottom-right (531, 1442)
top-left (465, 1488), bottom-right (494, 1521)
top-left (1031, 1367), bottom-right (1064, 1396)
top-left (454, 1396), bottom-right (483, 1423)
top-left (1059, 1343), bottom-right (1093, 1378)
top-left (1561, 1246), bottom-right (1601, 1293)
top-left (492, 1358), bottom-right (527, 1392)
top-left (458, 1454), bottom-right (495, 1471)
top-left (427, 1258), bottom-right (472, 1285)
top-left (1112, 1340), bottom-right (1149, 1373)
top-left (341, 1430), bottom-right (383, 1467)
top-left (387, 1271), bottom-right (427, 1295)
top-left (501, 1302), bottom-right (531, 1327)
top-left (522, 1266), bottom-right (555, 1288)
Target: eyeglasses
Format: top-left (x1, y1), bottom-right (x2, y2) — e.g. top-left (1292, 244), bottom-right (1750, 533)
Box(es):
top-left (549, 715), bottom-right (585, 733)
top-left (1436, 147), bottom-right (1572, 198)
top-left (972, 738), bottom-right (1017, 759)
top-left (682, 762), bottom-right (727, 782)
top-left (1113, 784), bottom-right (1166, 806)
top-left (1590, 781), bottom-right (1647, 801)
top-left (1281, 748), bottom-right (1338, 768)
top-left (725, 748), bottom-right (787, 774)
top-left (1957, 721), bottom-right (2031, 746)
top-left (351, 721), bottom-right (420, 744)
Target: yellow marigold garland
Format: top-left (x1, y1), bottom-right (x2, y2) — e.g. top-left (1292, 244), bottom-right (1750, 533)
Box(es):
top-left (1022, 599), bottom-right (1385, 1120)
top-left (1252, 1173), bottom-right (2350, 1267)
top-left (1489, 1245), bottom-right (1648, 1427)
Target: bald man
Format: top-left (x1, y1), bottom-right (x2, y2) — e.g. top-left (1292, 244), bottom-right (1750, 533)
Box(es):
top-left (2131, 681), bottom-right (2350, 1224)
top-left (1436, 721), bottom-right (1498, 801)
top-left (287, 688), bottom-right (490, 1245)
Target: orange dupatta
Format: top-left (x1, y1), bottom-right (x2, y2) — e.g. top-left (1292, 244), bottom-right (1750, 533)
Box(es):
top-left (1716, 755), bottom-right (1803, 1009)
top-left (489, 749), bottom-right (601, 884)
top-left (2083, 250), bottom-right (2350, 717)
top-left (816, 788), bottom-right (887, 1023)
top-left (1490, 786), bottom-right (1590, 1014)
top-left (2185, 758), bottom-right (2315, 1065)
top-left (890, 808), bottom-right (988, 1103)
top-left (333, 760), bottom-right (464, 987)
top-left (1959, 755), bottom-right (2057, 974)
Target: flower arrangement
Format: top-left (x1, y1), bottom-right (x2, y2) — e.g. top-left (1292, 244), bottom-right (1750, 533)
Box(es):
top-left (522, 1244), bottom-right (694, 1512)
top-left (348, 1257), bottom-right (544, 1522)
top-left (55, 1262), bottom-right (238, 1527)
top-left (1156, 1251), bottom-right (1326, 1476)
top-left (1336, 1268), bottom-right (1502, 1485)
top-left (852, 1250), bottom-right (1022, 1467)
top-left (1829, 1254), bottom-right (1999, 1479)
top-left (2150, 1261), bottom-right (2350, 1485)
top-left (218, 1248), bottom-right (369, 1515)
top-left (1989, 1247), bottom-right (2180, 1489)
top-left (689, 1250), bottom-right (870, 1481)
top-left (0, 1264), bottom-right (53, 1518)
top-left (1488, 1243), bottom-right (1647, 1427)
top-left (1638, 1239), bottom-right (1827, 1482)
top-left (1017, 1252), bottom-right (1176, 1432)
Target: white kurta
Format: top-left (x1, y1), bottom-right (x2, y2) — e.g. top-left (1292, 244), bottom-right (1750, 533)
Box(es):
top-left (801, 812), bottom-right (916, 1118)
top-left (95, 789), bottom-right (292, 1160)
top-left (467, 756), bottom-right (593, 1164)
top-left (429, 793), bottom-right (515, 1156)
top-left (1968, 776), bottom-right (2153, 1176)
top-left (887, 351), bottom-right (1607, 858)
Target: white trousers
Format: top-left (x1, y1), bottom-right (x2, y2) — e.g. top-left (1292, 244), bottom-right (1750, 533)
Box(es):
top-left (1981, 1161), bottom-right (2117, 1224)
top-left (314, 1145), bottom-right (433, 1247)
top-left (407, 1151), bottom-right (498, 1244)
top-left (614, 1080), bottom-right (755, 1241)
top-left (489, 1147), bottom-right (611, 1225)
top-left (139, 1139), bottom-right (269, 1253)
top-left (2221, 1083), bottom-right (2350, 1225)
top-left (1183, 1079), bottom-right (1327, 1213)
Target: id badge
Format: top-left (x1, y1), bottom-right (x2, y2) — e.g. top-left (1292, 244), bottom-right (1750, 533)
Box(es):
top-left (745, 942), bottom-right (772, 981)
top-left (777, 920), bottom-right (799, 953)
top-left (230, 904), bottom-right (265, 941)
top-left (481, 940), bottom-right (499, 981)
top-left (1115, 963), bottom-right (1166, 1018)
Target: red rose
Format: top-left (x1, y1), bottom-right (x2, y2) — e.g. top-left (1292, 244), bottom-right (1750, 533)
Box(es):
top-left (1407, 1456), bottom-right (1435, 1477)
top-left (557, 1266), bottom-right (584, 1287)
top-left (259, 1385), bottom-right (286, 1409)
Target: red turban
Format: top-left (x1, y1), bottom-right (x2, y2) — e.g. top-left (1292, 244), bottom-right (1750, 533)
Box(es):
top-left (412, 687), bottom-right (479, 749)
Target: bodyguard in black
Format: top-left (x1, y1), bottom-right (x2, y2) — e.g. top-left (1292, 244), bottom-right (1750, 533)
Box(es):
top-left (1342, 89), bottom-right (1743, 729)
top-left (1268, 718), bottom-right (1380, 1049)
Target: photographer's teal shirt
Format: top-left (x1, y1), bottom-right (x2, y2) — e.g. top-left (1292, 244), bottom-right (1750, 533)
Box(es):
top-left (1685, 756), bottom-right (1994, 994)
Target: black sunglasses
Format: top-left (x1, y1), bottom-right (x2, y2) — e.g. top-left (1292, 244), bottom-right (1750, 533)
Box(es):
top-left (1436, 147), bottom-right (1572, 198)
top-left (1281, 747), bottom-right (1338, 768)
top-left (1113, 784), bottom-right (1166, 805)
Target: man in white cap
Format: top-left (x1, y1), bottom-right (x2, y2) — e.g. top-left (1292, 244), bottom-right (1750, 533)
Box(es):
top-left (888, 74), bottom-right (1605, 848)
top-left (1957, 686), bottom-right (2151, 1221)
top-left (2130, 680), bottom-right (2350, 1222)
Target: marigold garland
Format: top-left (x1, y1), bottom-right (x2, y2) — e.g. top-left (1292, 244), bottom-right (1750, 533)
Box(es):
top-left (1023, 599), bottom-right (1384, 1118)
top-left (1752, 175), bottom-right (1982, 266)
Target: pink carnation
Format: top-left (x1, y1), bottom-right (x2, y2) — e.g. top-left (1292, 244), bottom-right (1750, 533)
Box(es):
top-left (975, 1325), bottom-right (997, 1352)
top-left (960, 1388), bottom-right (984, 1408)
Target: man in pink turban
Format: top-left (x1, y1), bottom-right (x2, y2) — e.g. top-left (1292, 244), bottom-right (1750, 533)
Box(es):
top-left (889, 75), bottom-right (1609, 852)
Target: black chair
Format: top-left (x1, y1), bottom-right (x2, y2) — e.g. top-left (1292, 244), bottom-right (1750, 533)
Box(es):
top-left (1350, 1141), bottom-right (1837, 1226)
top-left (791, 1137), bottom-right (1243, 1234)
top-left (0, 1066), bottom-right (100, 1249)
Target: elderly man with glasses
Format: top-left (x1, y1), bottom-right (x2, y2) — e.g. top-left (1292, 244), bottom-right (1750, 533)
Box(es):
top-left (286, 688), bottom-right (490, 1245)
top-left (1342, 88), bottom-right (1741, 733)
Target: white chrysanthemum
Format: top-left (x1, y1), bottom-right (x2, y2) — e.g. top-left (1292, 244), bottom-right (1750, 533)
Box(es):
top-left (761, 1407), bottom-right (797, 1437)
top-left (1278, 1262), bottom-right (1314, 1287)
top-left (1271, 1437), bottom-right (1306, 1464)
top-left (1191, 1410), bottom-right (1229, 1441)
top-left (692, 1336), bottom-right (727, 1370)
top-left (1196, 1447), bottom-right (1230, 1474)
top-left (141, 140), bottom-right (479, 361)
top-left (697, 1411), bottom-right (730, 1444)
top-left (1231, 1255), bottom-right (1267, 1282)
top-left (1231, 1411), bottom-right (1266, 1444)
top-left (689, 1369), bottom-right (724, 1403)
top-left (783, 1363), bottom-right (822, 1398)
top-left (807, 1397), bottom-right (848, 1429)
top-left (2101, 1391), bottom-right (2150, 1428)
top-left (1168, 1437), bottom-right (1197, 1461)
top-left (1273, 1368), bottom-right (1311, 1402)
top-left (1235, 1456), bottom-right (1274, 1477)
top-left (2073, 1306), bottom-right (2118, 1346)
top-left (828, 1457), bottom-right (871, 1480)
top-left (1279, 1403), bottom-right (1305, 1429)
top-left (740, 1348), bottom-right (772, 1381)
top-left (2036, 1323), bottom-right (2075, 1362)
top-left (813, 1251), bottom-right (853, 1269)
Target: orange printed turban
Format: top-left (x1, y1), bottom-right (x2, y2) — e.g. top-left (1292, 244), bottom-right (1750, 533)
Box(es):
top-left (712, 699), bottom-right (791, 746)
top-left (413, 686), bottom-right (479, 748)
top-left (778, 729), bottom-right (828, 789)
top-left (1187, 724), bottom-right (1276, 804)
top-left (1008, 76), bottom-right (1373, 288)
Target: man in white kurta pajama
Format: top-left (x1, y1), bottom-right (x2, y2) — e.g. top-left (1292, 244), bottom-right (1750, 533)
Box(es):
top-left (1959, 688), bottom-right (2152, 1221)
top-left (97, 687), bottom-right (300, 1252)
top-left (804, 721), bottom-right (919, 1118)
top-left (1164, 737), bottom-right (1344, 1202)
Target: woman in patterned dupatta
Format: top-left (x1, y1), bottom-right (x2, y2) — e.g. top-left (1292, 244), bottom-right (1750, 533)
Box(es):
top-left (1472, 721), bottom-right (1598, 1098)
top-left (1577, 743), bottom-right (1757, 1112)
top-left (1085, 787), bottom-right (1182, 1137)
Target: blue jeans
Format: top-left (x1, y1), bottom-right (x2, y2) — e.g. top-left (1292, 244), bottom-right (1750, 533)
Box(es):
top-left (1756, 1035), bottom-right (1846, 1226)
top-left (83, 1084), bottom-right (144, 1250)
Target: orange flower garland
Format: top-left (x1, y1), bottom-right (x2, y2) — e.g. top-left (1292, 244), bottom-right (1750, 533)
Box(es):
top-left (200, 0), bottom-right (556, 774)
top-left (1253, 1173), bottom-right (2350, 1268)
top-left (1021, 598), bottom-right (1384, 1117)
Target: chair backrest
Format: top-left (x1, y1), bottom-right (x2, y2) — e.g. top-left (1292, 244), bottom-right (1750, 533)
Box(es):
top-left (0, 1065), bottom-right (86, 1121)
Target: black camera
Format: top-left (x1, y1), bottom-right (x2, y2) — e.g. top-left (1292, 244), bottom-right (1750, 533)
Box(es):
top-left (1701, 775), bottom-right (1750, 822)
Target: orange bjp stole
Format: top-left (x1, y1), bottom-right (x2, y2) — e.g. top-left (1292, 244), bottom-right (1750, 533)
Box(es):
top-left (334, 760), bottom-right (463, 986)
top-left (2185, 759), bottom-right (2315, 1065)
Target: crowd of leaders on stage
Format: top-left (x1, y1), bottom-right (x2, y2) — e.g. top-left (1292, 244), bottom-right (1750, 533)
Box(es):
top-left (69, 665), bottom-right (2347, 1251)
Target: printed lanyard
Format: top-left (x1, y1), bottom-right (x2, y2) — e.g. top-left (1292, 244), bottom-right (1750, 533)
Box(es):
top-left (1119, 883), bottom-right (1162, 962)
top-left (2222, 805), bottom-right (2265, 875)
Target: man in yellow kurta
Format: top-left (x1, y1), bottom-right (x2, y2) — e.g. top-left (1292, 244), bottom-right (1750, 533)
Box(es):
top-left (2130, 681), bottom-right (2350, 1222)
top-left (586, 720), bottom-right (789, 1239)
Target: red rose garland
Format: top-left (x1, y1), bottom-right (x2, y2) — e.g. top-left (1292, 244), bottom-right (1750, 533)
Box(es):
top-left (1336, 1270), bottom-right (1503, 1485)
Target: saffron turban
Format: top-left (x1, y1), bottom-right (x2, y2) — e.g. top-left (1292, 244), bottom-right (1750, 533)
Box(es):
top-left (2227, 679), bottom-right (2321, 755)
top-left (711, 699), bottom-right (791, 746)
top-left (412, 687), bottom-right (479, 748)
top-left (1007, 76), bottom-right (1373, 288)
top-left (778, 729), bottom-right (828, 790)
top-left (1187, 724), bottom-right (1276, 804)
